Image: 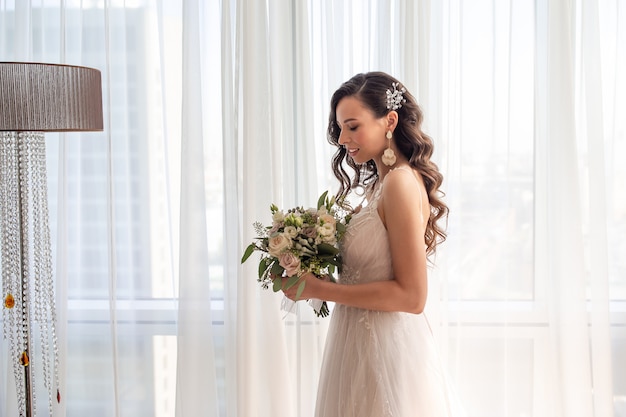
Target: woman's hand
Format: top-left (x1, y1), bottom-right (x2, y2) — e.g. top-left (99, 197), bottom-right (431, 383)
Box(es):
top-left (280, 272), bottom-right (320, 301)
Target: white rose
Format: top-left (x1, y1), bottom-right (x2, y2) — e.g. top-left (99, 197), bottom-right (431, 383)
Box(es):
top-left (268, 233), bottom-right (291, 257)
top-left (284, 225), bottom-right (299, 239)
top-left (318, 213), bottom-right (336, 227)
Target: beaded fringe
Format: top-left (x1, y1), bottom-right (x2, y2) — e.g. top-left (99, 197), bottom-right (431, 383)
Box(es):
top-left (1, 132), bottom-right (60, 417)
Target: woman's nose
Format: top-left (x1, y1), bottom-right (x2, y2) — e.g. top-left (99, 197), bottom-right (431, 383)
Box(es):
top-left (338, 129), bottom-right (347, 145)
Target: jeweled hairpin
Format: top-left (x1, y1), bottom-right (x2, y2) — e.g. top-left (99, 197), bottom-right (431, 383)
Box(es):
top-left (385, 82), bottom-right (406, 110)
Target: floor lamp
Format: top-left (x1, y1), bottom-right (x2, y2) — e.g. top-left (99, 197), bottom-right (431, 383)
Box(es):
top-left (0, 62), bottom-right (103, 417)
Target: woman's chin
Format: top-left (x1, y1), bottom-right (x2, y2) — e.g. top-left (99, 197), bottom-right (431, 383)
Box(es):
top-left (349, 154), bottom-right (368, 165)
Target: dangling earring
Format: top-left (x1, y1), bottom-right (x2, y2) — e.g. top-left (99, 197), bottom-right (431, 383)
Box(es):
top-left (382, 130), bottom-right (396, 167)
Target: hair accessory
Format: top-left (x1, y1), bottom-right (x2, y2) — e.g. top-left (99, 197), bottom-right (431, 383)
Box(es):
top-left (386, 82), bottom-right (406, 110)
top-left (382, 130), bottom-right (397, 166)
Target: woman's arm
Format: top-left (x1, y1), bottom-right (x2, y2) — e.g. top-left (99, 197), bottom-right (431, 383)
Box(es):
top-left (282, 168), bottom-right (429, 314)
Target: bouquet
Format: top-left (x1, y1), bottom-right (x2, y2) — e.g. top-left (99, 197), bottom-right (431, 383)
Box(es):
top-left (241, 191), bottom-right (351, 317)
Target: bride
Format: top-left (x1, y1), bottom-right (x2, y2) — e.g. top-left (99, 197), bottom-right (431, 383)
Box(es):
top-left (281, 72), bottom-right (465, 416)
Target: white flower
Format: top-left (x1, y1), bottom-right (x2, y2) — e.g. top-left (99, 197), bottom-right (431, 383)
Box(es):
top-left (272, 211), bottom-right (285, 223)
top-left (318, 213), bottom-right (336, 227)
top-left (268, 233), bottom-right (291, 257)
top-left (284, 225), bottom-right (299, 238)
top-left (317, 222), bottom-right (336, 238)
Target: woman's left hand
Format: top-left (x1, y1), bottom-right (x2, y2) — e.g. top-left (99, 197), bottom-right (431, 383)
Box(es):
top-left (281, 272), bottom-right (318, 301)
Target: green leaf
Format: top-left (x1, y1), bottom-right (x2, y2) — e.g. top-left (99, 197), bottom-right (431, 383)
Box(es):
top-left (273, 277), bottom-right (282, 292)
top-left (317, 243), bottom-right (339, 256)
top-left (284, 274), bottom-right (300, 290)
top-left (296, 280), bottom-right (306, 300)
top-left (258, 258), bottom-right (268, 279)
top-left (317, 191), bottom-right (328, 210)
top-left (270, 262), bottom-right (284, 276)
top-left (336, 223), bottom-right (346, 234)
top-left (241, 243), bottom-right (256, 263)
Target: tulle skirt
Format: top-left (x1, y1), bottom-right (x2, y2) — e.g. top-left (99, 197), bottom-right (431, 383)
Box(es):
top-left (315, 305), bottom-right (465, 417)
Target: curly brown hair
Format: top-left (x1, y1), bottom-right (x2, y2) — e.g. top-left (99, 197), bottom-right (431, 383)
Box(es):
top-left (327, 72), bottom-right (449, 257)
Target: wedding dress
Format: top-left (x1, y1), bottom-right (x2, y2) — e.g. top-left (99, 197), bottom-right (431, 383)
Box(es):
top-left (315, 168), bottom-right (465, 417)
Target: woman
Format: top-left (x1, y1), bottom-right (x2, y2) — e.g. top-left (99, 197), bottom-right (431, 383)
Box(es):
top-left (282, 72), bottom-right (462, 417)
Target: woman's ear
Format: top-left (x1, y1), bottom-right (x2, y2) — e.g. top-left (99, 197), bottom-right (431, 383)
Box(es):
top-left (386, 111), bottom-right (398, 131)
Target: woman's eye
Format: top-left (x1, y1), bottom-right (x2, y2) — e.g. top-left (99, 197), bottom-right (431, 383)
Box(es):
top-left (348, 126), bottom-right (357, 131)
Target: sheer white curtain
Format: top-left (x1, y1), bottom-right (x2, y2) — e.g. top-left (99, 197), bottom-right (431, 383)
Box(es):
top-left (237, 1), bottom-right (328, 415)
top-left (1, 1), bottom-right (624, 417)
top-left (421, 1), bottom-right (624, 416)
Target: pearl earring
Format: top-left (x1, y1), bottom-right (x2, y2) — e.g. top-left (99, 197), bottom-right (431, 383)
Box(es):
top-left (382, 130), bottom-right (396, 167)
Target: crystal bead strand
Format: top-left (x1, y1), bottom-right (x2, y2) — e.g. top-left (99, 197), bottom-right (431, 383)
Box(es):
top-left (14, 135), bottom-right (27, 417)
top-left (2, 132), bottom-right (27, 416)
top-left (33, 133), bottom-right (59, 413)
top-left (32, 133), bottom-right (50, 414)
top-left (19, 134), bottom-right (37, 417)
top-left (32, 134), bottom-right (47, 413)
top-left (40, 136), bottom-right (61, 408)
top-left (0, 132), bottom-right (16, 341)
top-left (33, 145), bottom-right (44, 325)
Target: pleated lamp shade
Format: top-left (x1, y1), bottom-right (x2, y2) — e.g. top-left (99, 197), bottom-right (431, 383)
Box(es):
top-left (0, 62), bottom-right (103, 132)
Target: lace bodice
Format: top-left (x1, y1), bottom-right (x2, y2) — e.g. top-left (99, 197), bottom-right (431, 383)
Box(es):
top-left (339, 166), bottom-right (424, 286)
top-left (339, 180), bottom-right (393, 286)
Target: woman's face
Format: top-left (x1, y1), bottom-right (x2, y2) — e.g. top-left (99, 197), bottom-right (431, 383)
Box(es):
top-left (336, 96), bottom-right (388, 165)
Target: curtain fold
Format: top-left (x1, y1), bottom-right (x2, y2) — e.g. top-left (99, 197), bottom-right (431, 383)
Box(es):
top-left (237, 1), bottom-right (292, 415)
top-left (174, 0), bottom-right (219, 416)
top-left (544, 0), bottom-right (593, 415)
top-left (220, 0), bottom-right (239, 414)
top-left (103, 2), bottom-right (120, 416)
top-left (581, 2), bottom-right (614, 416)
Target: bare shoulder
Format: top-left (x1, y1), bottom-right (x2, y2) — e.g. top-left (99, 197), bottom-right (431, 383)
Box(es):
top-left (379, 166), bottom-right (426, 227)
top-left (382, 166), bottom-right (423, 201)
